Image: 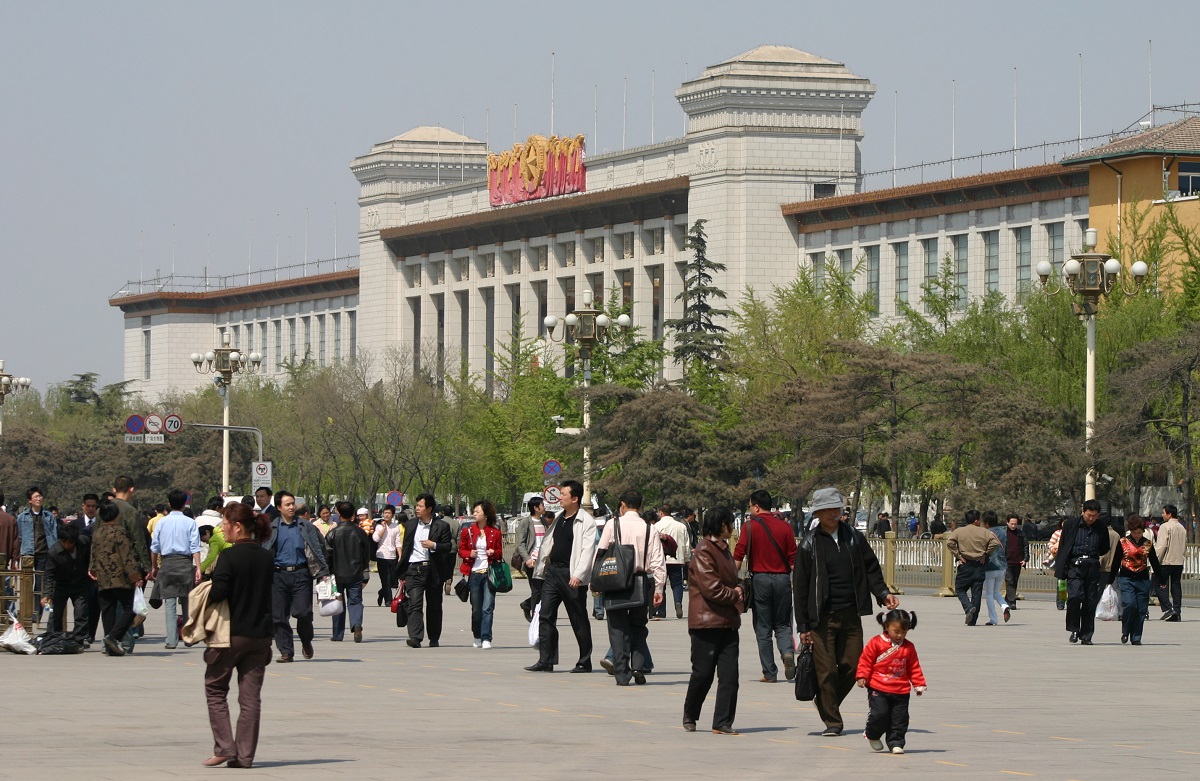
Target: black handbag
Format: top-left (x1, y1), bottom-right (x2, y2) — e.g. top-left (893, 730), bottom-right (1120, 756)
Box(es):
top-left (394, 595), bottom-right (409, 628)
top-left (793, 644), bottom-right (817, 701)
top-left (602, 521), bottom-right (654, 611)
top-left (453, 577), bottom-right (470, 602)
top-left (591, 516), bottom-right (636, 593)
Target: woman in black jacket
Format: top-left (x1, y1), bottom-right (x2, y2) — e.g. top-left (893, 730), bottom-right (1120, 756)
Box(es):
top-left (202, 503), bottom-right (274, 769)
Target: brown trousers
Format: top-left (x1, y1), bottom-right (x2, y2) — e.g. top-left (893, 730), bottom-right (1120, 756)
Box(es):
top-left (810, 606), bottom-right (864, 731)
top-left (204, 636), bottom-right (273, 764)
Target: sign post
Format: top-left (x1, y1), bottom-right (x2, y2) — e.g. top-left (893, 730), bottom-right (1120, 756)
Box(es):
top-left (251, 461), bottom-right (273, 491)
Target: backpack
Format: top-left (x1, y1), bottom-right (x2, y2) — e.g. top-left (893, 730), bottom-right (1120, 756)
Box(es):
top-left (34, 631), bottom-right (85, 655)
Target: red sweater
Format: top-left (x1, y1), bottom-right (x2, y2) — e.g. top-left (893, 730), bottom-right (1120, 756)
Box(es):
top-left (458, 525), bottom-right (503, 576)
top-left (856, 634), bottom-right (927, 694)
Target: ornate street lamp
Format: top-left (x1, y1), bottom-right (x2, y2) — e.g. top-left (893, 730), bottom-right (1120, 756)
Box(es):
top-left (0, 360), bottom-right (32, 439)
top-left (191, 332), bottom-right (262, 494)
top-left (544, 288), bottom-right (631, 503)
top-left (1036, 227), bottom-right (1148, 500)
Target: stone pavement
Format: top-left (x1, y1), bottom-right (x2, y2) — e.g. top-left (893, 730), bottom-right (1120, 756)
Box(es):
top-left (4, 589), bottom-right (1196, 780)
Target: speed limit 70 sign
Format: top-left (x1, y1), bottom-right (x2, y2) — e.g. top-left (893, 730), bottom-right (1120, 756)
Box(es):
top-left (163, 414), bottom-right (183, 434)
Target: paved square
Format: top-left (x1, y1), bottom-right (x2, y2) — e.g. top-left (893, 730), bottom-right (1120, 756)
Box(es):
top-left (5, 590), bottom-right (1194, 779)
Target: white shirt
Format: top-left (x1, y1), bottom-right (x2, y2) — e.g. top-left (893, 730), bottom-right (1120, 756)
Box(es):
top-left (408, 520), bottom-right (432, 563)
top-left (373, 521), bottom-right (401, 559)
top-left (472, 531), bottom-right (489, 573)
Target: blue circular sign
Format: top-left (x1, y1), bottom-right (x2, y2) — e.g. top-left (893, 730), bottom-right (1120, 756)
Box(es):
top-left (543, 459), bottom-right (562, 476)
top-left (125, 415), bottom-right (145, 434)
top-left (386, 490), bottom-right (404, 507)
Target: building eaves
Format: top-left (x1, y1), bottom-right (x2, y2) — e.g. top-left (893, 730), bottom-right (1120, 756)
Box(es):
top-left (1061, 118), bottom-right (1200, 165)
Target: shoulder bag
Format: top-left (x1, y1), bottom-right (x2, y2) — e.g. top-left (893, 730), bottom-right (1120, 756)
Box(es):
top-left (489, 559), bottom-right (514, 593)
top-left (754, 517), bottom-right (791, 572)
top-left (591, 516), bottom-right (636, 593)
top-left (737, 523), bottom-right (754, 613)
top-left (603, 521), bottom-right (654, 612)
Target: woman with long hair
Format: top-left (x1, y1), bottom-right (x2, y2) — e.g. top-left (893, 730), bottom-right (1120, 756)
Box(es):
top-left (459, 499), bottom-right (503, 649)
top-left (202, 503), bottom-right (274, 768)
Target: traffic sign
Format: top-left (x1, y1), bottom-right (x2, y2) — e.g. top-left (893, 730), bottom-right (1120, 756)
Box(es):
top-left (385, 490), bottom-right (405, 507)
top-left (163, 414), bottom-right (183, 434)
top-left (125, 415), bottom-right (145, 435)
top-left (543, 485), bottom-right (562, 504)
top-left (124, 434), bottom-right (144, 444)
top-left (144, 433), bottom-right (165, 444)
top-left (543, 459), bottom-right (563, 477)
top-left (252, 461), bottom-right (273, 490)
top-left (145, 414), bottom-right (164, 434)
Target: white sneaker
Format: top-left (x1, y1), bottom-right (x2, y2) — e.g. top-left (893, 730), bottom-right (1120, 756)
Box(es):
top-left (866, 735), bottom-right (885, 752)
top-left (473, 640), bottom-right (482, 648)
top-left (481, 640), bottom-right (493, 650)
top-left (891, 746), bottom-right (905, 755)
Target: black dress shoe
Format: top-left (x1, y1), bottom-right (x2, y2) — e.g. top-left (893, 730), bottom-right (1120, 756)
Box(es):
top-left (569, 664), bottom-right (592, 673)
top-left (377, 595), bottom-right (384, 607)
top-left (429, 640), bottom-right (439, 647)
top-left (1166, 613), bottom-right (1182, 622)
top-left (406, 638), bottom-right (421, 648)
top-left (1159, 610), bottom-right (1174, 620)
top-left (1068, 632), bottom-right (1078, 644)
top-left (633, 671), bottom-right (646, 685)
top-left (277, 653), bottom-right (294, 662)
top-left (302, 640), bottom-right (314, 658)
top-left (1131, 639), bottom-right (1142, 645)
top-left (1121, 634), bottom-right (1129, 644)
top-left (682, 719), bottom-right (696, 732)
top-left (1080, 637), bottom-right (1093, 645)
top-left (524, 662), bottom-right (554, 672)
top-left (712, 726), bottom-right (740, 735)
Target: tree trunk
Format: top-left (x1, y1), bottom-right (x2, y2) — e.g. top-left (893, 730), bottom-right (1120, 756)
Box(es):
top-left (1182, 370), bottom-right (1196, 541)
top-left (918, 491), bottom-right (930, 534)
top-left (851, 433), bottom-right (866, 524)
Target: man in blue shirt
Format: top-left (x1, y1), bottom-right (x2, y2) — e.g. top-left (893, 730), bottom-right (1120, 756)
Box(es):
top-left (263, 491), bottom-right (328, 662)
top-left (149, 489), bottom-right (202, 649)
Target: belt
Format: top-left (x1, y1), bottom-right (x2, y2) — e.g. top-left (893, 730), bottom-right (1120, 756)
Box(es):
top-left (408, 561), bottom-right (430, 567)
top-left (547, 561), bottom-right (570, 568)
top-left (162, 553), bottom-right (191, 559)
top-left (275, 564), bottom-right (307, 572)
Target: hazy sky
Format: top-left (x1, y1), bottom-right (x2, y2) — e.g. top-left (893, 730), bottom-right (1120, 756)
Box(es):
top-left (1, 1), bottom-right (1193, 392)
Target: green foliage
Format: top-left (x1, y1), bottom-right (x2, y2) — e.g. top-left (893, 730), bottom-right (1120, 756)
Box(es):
top-left (665, 219), bottom-right (732, 389)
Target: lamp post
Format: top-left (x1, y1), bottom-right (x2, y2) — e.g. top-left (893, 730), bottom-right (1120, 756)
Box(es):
top-left (191, 333), bottom-right (262, 494)
top-left (543, 288), bottom-right (630, 504)
top-left (1036, 227), bottom-right (1147, 500)
top-left (0, 360), bottom-right (32, 440)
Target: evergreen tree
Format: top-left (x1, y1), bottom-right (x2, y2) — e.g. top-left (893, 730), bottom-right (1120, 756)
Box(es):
top-left (666, 219), bottom-right (731, 383)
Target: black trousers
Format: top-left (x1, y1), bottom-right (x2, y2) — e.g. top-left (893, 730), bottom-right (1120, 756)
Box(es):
top-left (1065, 560), bottom-right (1104, 639)
top-left (1004, 564), bottom-right (1022, 605)
top-left (98, 587), bottom-right (134, 642)
top-left (606, 604), bottom-right (650, 685)
top-left (955, 560), bottom-right (985, 622)
top-left (865, 688), bottom-right (911, 748)
top-left (84, 580), bottom-right (101, 642)
top-left (536, 565), bottom-right (592, 666)
top-left (1156, 564), bottom-right (1184, 615)
top-left (50, 589), bottom-right (90, 641)
top-left (683, 627), bottom-right (739, 730)
top-left (520, 568), bottom-right (543, 615)
top-left (404, 564), bottom-right (443, 644)
top-left (810, 606), bottom-right (863, 730)
top-left (271, 569), bottom-right (314, 656)
top-left (376, 558), bottom-right (397, 605)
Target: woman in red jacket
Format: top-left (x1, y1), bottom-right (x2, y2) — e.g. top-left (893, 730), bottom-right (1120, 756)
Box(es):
top-left (855, 609), bottom-right (927, 754)
top-left (459, 499), bottom-right (503, 649)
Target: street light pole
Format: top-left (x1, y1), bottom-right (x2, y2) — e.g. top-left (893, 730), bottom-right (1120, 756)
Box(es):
top-left (0, 360), bottom-right (33, 441)
top-left (543, 288), bottom-right (631, 506)
top-left (191, 333), bottom-right (262, 494)
top-left (1037, 227), bottom-right (1147, 501)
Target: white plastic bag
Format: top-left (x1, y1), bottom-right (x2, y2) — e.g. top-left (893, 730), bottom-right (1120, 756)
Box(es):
top-left (0, 621), bottom-right (37, 654)
top-left (318, 597), bottom-right (344, 617)
top-left (527, 602), bottom-right (541, 647)
top-left (315, 577), bottom-right (335, 601)
top-left (132, 585), bottom-right (150, 617)
top-left (1096, 584), bottom-right (1121, 621)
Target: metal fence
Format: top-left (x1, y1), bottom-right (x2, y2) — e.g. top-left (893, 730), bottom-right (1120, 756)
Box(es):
top-left (0, 556), bottom-right (45, 628)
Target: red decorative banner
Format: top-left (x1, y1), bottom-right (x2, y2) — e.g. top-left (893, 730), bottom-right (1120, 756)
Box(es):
top-left (488, 134), bottom-right (586, 207)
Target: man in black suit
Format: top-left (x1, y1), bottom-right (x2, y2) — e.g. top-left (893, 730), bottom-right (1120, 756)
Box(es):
top-left (65, 494), bottom-right (102, 642)
top-left (397, 493), bottom-right (454, 648)
top-left (1053, 499), bottom-right (1111, 645)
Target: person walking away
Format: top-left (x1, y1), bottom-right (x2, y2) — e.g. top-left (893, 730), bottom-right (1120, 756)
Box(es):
top-left (459, 500), bottom-right (503, 649)
top-left (906, 512), bottom-right (919, 539)
top-left (946, 510), bottom-right (998, 626)
top-left (397, 494), bottom-right (454, 648)
top-left (90, 502), bottom-right (144, 656)
top-left (733, 489), bottom-right (797, 683)
top-left (42, 523), bottom-right (93, 646)
top-left (1108, 514), bottom-right (1161, 645)
top-left (372, 505), bottom-right (402, 607)
top-left (1002, 514), bottom-right (1027, 608)
top-left (856, 610), bottom-right (927, 754)
top-left (263, 491), bottom-right (328, 662)
top-left (202, 502), bottom-right (275, 768)
top-left (1154, 504), bottom-right (1186, 622)
top-left (1053, 499), bottom-right (1112, 645)
top-left (981, 512), bottom-right (1010, 626)
top-left (653, 504), bottom-right (692, 620)
top-left (682, 507), bottom-right (744, 735)
top-left (794, 487), bottom-right (898, 737)
top-left (326, 501), bottom-right (372, 643)
top-left (150, 489), bottom-right (202, 649)
top-left (0, 491), bottom-right (18, 571)
top-left (514, 496), bottom-right (548, 622)
top-left (526, 480), bottom-right (596, 672)
top-left (598, 490), bottom-right (665, 686)
top-left (1046, 520), bottom-right (1067, 609)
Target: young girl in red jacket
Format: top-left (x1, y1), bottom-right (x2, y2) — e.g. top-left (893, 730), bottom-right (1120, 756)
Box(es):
top-left (855, 609), bottom-right (927, 754)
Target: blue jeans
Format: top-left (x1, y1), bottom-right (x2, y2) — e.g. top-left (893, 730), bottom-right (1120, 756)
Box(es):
top-left (468, 571), bottom-right (495, 642)
top-left (1118, 576), bottom-right (1151, 642)
top-left (653, 564), bottom-right (685, 617)
top-left (983, 569), bottom-right (1007, 624)
top-left (331, 581), bottom-right (364, 640)
top-left (751, 572), bottom-right (794, 677)
top-left (164, 596), bottom-right (187, 646)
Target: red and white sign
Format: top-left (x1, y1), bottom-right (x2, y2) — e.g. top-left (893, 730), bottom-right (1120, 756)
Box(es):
top-left (543, 485), bottom-right (562, 505)
top-left (144, 414), bottom-right (164, 434)
top-left (488, 134), bottom-right (586, 206)
top-left (164, 414), bottom-right (183, 434)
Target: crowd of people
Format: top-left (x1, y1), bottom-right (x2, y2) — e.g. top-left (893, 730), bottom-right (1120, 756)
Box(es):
top-left (1, 476), bottom-right (1190, 765)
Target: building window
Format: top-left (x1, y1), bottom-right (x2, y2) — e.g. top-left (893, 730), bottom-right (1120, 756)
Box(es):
top-left (951, 235), bottom-right (968, 310)
top-left (618, 269), bottom-right (633, 309)
top-left (1046, 222), bottom-right (1064, 275)
top-left (348, 311), bottom-right (356, 360)
top-left (650, 266), bottom-right (663, 341)
top-left (983, 230), bottom-right (1000, 293)
top-left (288, 318), bottom-right (297, 361)
top-left (621, 233), bottom-right (634, 260)
top-left (509, 284), bottom-right (521, 339)
top-left (302, 316), bottom-right (311, 361)
top-left (273, 321), bottom-right (282, 372)
top-left (810, 252), bottom-right (825, 291)
top-left (332, 313), bottom-right (342, 362)
top-left (588, 273), bottom-right (604, 304)
top-left (317, 314), bottom-right (327, 366)
top-left (865, 245), bottom-right (880, 314)
top-left (922, 238), bottom-right (939, 315)
top-left (1014, 226), bottom-right (1031, 295)
top-left (259, 323), bottom-right (268, 367)
top-left (1179, 162), bottom-right (1200, 196)
top-left (218, 326), bottom-right (226, 346)
top-left (814, 182), bottom-right (837, 199)
top-left (894, 242), bottom-right (909, 305)
top-left (142, 329), bottom-right (151, 380)
top-left (535, 282), bottom-right (548, 338)
top-left (245, 323), bottom-right (254, 355)
top-left (837, 248), bottom-right (852, 276)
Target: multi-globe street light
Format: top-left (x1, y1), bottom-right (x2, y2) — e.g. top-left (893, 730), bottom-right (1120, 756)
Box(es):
top-left (0, 360), bottom-right (32, 439)
top-left (190, 333), bottom-right (262, 494)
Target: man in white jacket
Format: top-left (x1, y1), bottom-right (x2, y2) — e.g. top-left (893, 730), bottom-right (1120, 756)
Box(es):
top-left (1154, 504), bottom-right (1187, 621)
top-left (653, 505), bottom-right (692, 620)
top-left (525, 480), bottom-right (597, 673)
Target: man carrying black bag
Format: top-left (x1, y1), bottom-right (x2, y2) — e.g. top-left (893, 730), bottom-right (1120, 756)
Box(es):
top-left (593, 489), bottom-right (665, 687)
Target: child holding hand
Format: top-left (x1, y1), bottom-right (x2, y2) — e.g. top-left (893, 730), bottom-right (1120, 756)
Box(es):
top-left (856, 609), bottom-right (927, 754)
